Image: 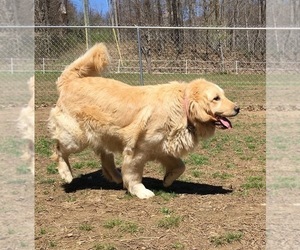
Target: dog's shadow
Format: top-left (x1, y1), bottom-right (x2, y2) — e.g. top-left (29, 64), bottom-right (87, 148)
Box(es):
top-left (62, 170), bottom-right (232, 196)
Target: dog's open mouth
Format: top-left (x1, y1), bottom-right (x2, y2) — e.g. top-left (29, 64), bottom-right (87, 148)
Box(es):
top-left (215, 116), bottom-right (232, 129)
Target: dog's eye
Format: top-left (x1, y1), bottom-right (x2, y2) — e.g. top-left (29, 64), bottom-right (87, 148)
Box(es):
top-left (213, 96), bottom-right (220, 101)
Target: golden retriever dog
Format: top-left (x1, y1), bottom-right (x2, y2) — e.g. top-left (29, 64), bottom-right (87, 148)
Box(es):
top-left (18, 76), bottom-right (34, 174)
top-left (49, 43), bottom-right (239, 199)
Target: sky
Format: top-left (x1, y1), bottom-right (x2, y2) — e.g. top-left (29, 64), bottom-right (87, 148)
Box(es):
top-left (71, 0), bottom-right (109, 14)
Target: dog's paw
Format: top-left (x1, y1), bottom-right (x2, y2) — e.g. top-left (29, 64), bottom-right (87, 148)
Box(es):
top-left (129, 183), bottom-right (155, 199)
top-left (59, 169), bottom-right (73, 183)
top-left (163, 173), bottom-right (176, 187)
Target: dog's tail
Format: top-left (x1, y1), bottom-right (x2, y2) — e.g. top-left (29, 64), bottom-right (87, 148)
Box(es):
top-left (56, 43), bottom-right (110, 91)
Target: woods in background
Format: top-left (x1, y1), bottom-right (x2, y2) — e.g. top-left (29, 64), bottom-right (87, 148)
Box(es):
top-left (33, 0), bottom-right (299, 72)
top-left (34, 0), bottom-right (265, 27)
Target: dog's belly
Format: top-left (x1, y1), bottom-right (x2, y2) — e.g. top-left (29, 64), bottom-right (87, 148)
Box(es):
top-left (86, 126), bottom-right (166, 156)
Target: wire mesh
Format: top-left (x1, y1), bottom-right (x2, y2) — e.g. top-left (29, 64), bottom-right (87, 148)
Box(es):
top-left (32, 26), bottom-right (269, 107)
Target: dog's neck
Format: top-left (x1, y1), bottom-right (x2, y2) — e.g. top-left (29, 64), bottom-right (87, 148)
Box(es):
top-left (183, 90), bottom-right (196, 135)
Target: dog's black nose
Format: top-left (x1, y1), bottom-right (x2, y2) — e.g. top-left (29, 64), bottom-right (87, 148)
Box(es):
top-left (234, 106), bottom-right (240, 114)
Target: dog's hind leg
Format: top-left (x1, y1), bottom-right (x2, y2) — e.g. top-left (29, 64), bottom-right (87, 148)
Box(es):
top-left (53, 142), bottom-right (74, 183)
top-left (158, 155), bottom-right (186, 187)
top-left (95, 149), bottom-right (122, 184)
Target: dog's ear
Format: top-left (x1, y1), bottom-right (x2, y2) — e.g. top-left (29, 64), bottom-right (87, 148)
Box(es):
top-left (189, 100), bottom-right (214, 123)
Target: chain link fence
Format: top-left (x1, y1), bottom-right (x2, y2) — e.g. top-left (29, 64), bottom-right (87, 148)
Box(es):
top-left (3, 26), bottom-right (299, 108)
top-left (0, 27), bottom-right (34, 107)
top-left (33, 26), bottom-right (268, 108)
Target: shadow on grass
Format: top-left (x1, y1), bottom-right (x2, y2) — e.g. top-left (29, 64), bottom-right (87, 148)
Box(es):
top-left (62, 169), bottom-right (232, 196)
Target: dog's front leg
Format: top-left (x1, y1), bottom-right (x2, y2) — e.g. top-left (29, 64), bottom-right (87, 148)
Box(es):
top-left (158, 155), bottom-right (186, 187)
top-left (122, 150), bottom-right (154, 199)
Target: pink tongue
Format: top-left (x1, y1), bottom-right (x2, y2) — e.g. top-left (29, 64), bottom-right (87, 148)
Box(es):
top-left (219, 117), bottom-right (232, 129)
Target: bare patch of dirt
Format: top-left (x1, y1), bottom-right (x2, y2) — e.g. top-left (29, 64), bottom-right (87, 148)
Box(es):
top-left (35, 107), bottom-right (265, 250)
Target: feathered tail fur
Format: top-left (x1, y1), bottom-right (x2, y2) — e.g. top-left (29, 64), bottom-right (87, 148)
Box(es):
top-left (56, 43), bottom-right (110, 91)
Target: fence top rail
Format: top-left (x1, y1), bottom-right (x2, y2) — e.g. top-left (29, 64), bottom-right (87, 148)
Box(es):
top-left (1, 25), bottom-right (300, 30)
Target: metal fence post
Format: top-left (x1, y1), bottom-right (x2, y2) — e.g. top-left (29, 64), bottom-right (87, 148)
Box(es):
top-left (235, 60), bottom-right (239, 74)
top-left (136, 26), bottom-right (144, 85)
top-left (42, 58), bottom-right (45, 74)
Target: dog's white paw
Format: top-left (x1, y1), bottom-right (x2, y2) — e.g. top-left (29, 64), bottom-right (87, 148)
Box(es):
top-left (59, 169), bottom-right (73, 183)
top-left (129, 183), bottom-right (155, 199)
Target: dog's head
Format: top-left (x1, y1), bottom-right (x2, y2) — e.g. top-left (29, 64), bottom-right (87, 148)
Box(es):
top-left (186, 79), bottom-right (239, 130)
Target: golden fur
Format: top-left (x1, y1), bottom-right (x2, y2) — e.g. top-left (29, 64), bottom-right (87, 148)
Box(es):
top-left (49, 43), bottom-right (239, 199)
top-left (18, 76), bottom-right (34, 174)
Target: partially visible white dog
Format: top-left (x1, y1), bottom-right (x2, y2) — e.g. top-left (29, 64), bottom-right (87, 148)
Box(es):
top-left (18, 76), bottom-right (34, 174)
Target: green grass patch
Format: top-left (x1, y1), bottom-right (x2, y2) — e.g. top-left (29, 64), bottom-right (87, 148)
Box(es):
top-left (0, 137), bottom-right (24, 156)
top-left (160, 207), bottom-right (173, 215)
top-left (39, 228), bottom-right (46, 235)
top-left (49, 240), bottom-right (56, 248)
top-left (270, 176), bottom-right (300, 189)
top-left (185, 153), bottom-right (209, 166)
top-left (79, 222), bottom-right (93, 231)
top-left (172, 242), bottom-right (185, 249)
top-left (16, 164), bottom-right (31, 174)
top-left (93, 243), bottom-right (117, 250)
top-left (35, 137), bottom-right (53, 157)
top-left (39, 178), bottom-right (56, 185)
top-left (47, 163), bottom-right (58, 174)
top-left (103, 219), bottom-right (139, 234)
top-left (191, 169), bottom-right (203, 178)
top-left (66, 195), bottom-right (77, 202)
top-left (86, 161), bottom-right (98, 168)
top-left (210, 231), bottom-right (243, 246)
top-left (73, 162), bottom-right (85, 169)
top-left (155, 190), bottom-right (178, 201)
top-left (212, 171), bottom-right (234, 179)
top-left (158, 215), bottom-right (181, 229)
top-left (7, 179), bottom-right (27, 185)
top-left (103, 219), bottom-right (123, 229)
top-left (242, 176), bottom-right (265, 190)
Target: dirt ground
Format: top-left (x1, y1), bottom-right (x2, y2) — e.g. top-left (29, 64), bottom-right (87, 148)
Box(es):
top-left (0, 107), bottom-right (34, 249)
top-left (35, 106), bottom-right (265, 250)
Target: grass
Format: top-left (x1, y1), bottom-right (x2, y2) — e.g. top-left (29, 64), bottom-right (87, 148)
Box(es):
top-left (212, 171), bottom-right (234, 180)
top-left (40, 228), bottom-right (46, 235)
top-left (16, 164), bottom-right (31, 174)
top-left (158, 207), bottom-right (181, 229)
top-left (211, 231), bottom-right (243, 246)
top-left (73, 162), bottom-right (85, 169)
top-left (49, 241), bottom-right (56, 248)
top-left (35, 137), bottom-right (53, 157)
top-left (103, 219), bottom-right (122, 229)
top-left (35, 72), bottom-right (265, 106)
top-left (158, 215), bottom-right (181, 229)
top-left (0, 72), bottom-right (33, 105)
top-left (270, 176), bottom-right (300, 189)
top-left (191, 169), bottom-right (203, 178)
top-left (47, 163), bottom-right (58, 174)
top-left (103, 219), bottom-right (139, 234)
top-left (39, 178), bottom-right (56, 185)
top-left (172, 242), bottom-right (185, 249)
top-left (160, 207), bottom-right (173, 215)
top-left (242, 176), bottom-right (265, 190)
top-left (185, 153), bottom-right (209, 166)
top-left (155, 190), bottom-right (178, 201)
top-left (0, 137), bottom-right (24, 156)
top-left (93, 243), bottom-right (117, 250)
top-left (79, 222), bottom-right (93, 231)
